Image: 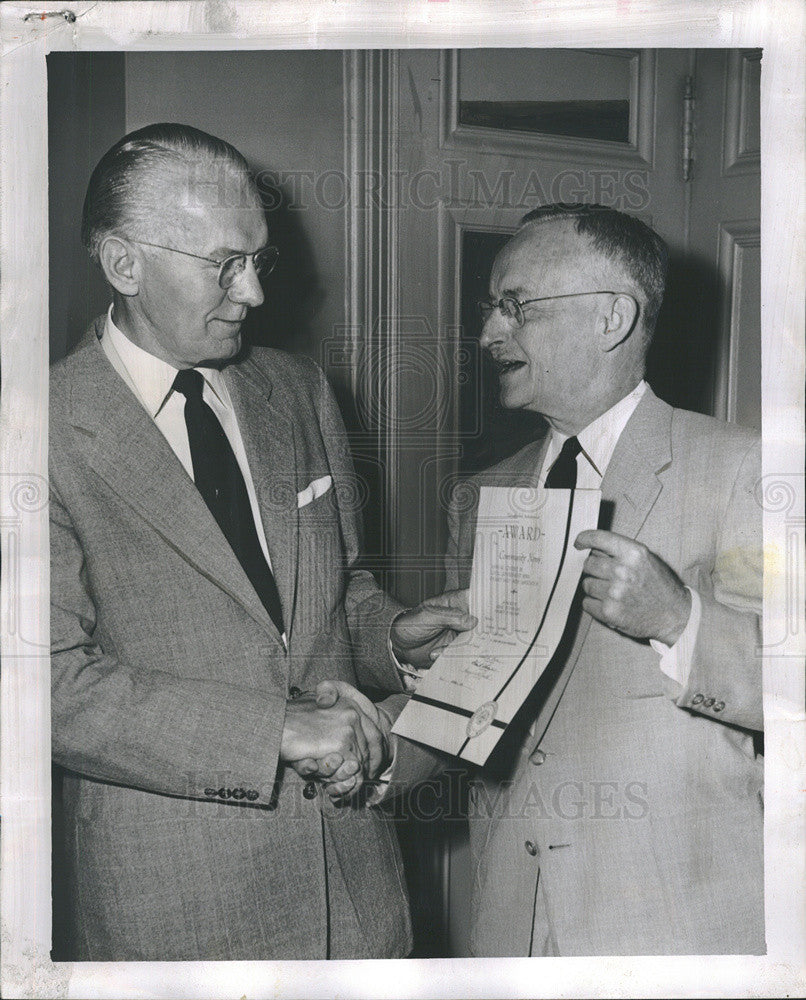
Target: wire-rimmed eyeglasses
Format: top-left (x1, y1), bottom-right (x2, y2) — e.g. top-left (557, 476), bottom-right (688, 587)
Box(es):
top-left (478, 290), bottom-right (629, 328)
top-left (132, 240), bottom-right (280, 290)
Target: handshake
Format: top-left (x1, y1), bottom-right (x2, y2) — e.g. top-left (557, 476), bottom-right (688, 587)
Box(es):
top-left (280, 680), bottom-right (393, 802)
top-left (279, 589), bottom-right (475, 802)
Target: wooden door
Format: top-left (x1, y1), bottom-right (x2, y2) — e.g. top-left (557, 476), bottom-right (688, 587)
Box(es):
top-left (347, 48), bottom-right (697, 607)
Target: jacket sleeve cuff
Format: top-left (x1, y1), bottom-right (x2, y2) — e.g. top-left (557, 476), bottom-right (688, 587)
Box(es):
top-left (387, 613), bottom-right (427, 691)
top-left (650, 587), bottom-right (702, 687)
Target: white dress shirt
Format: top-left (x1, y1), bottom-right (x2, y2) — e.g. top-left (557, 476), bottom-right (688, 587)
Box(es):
top-left (100, 306), bottom-right (285, 641)
top-left (540, 380), bottom-right (648, 490)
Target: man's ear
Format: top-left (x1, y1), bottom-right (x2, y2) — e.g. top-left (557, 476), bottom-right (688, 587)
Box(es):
top-left (599, 293), bottom-right (639, 352)
top-left (98, 236), bottom-right (140, 296)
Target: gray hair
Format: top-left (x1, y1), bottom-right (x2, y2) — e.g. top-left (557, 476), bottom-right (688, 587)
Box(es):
top-left (81, 123), bottom-right (255, 263)
top-left (518, 203), bottom-right (669, 337)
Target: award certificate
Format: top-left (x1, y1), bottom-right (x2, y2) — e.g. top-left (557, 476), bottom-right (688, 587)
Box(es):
top-left (393, 485), bottom-right (601, 765)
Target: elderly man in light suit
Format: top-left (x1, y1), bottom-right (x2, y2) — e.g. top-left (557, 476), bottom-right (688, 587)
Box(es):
top-left (50, 123), bottom-right (467, 961)
top-left (393, 203), bottom-right (764, 956)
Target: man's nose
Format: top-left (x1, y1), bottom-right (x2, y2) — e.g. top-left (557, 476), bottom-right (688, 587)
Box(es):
top-left (478, 308), bottom-right (508, 351)
top-left (228, 261), bottom-right (264, 309)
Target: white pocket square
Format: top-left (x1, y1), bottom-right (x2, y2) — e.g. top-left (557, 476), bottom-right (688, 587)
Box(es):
top-left (297, 475), bottom-right (332, 508)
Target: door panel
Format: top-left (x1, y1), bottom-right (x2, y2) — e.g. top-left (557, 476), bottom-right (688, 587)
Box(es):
top-left (396, 47), bottom-right (692, 594)
top-left (445, 48), bottom-right (653, 158)
top-left (688, 48), bottom-right (762, 429)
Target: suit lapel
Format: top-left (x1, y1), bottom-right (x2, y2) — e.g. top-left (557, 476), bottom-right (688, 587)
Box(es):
top-left (527, 388), bottom-right (675, 748)
top-left (481, 437), bottom-right (550, 489)
top-left (599, 387), bottom-right (673, 539)
top-left (223, 357), bottom-right (300, 640)
top-left (65, 330), bottom-right (282, 643)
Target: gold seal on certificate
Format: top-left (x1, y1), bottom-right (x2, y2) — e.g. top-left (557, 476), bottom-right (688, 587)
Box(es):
top-left (466, 701), bottom-right (498, 739)
top-left (393, 485), bottom-right (601, 765)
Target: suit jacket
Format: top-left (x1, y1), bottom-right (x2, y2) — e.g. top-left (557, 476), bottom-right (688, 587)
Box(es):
top-left (393, 387), bottom-right (764, 956)
top-left (50, 319), bottom-right (410, 961)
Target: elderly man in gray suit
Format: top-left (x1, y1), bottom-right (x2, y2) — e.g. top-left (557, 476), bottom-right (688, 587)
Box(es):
top-left (50, 123), bottom-right (467, 961)
top-left (392, 203), bottom-right (764, 956)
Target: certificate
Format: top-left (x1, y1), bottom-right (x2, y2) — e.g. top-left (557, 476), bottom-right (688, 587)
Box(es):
top-left (393, 485), bottom-right (601, 765)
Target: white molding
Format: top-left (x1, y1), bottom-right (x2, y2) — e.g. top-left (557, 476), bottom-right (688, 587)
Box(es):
top-left (714, 219), bottom-right (761, 422)
top-left (440, 48), bottom-right (655, 168)
top-left (344, 49), bottom-right (403, 550)
top-left (436, 200), bottom-right (519, 445)
top-left (437, 197), bottom-right (522, 327)
top-left (723, 48), bottom-right (762, 177)
top-left (344, 49), bottom-right (367, 401)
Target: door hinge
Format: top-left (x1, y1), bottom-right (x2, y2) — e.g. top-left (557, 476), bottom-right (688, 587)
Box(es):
top-left (682, 75), bottom-right (695, 182)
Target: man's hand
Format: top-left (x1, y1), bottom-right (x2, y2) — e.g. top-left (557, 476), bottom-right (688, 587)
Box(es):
top-left (309, 680), bottom-right (393, 801)
top-left (280, 691), bottom-right (380, 796)
top-left (390, 589), bottom-right (476, 670)
top-left (283, 682), bottom-right (391, 801)
top-left (575, 529), bottom-right (691, 645)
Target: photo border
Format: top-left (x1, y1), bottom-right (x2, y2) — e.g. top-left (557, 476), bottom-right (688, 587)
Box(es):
top-left (1, 2), bottom-right (803, 997)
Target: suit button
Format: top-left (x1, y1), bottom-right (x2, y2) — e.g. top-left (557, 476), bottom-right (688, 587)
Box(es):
top-left (303, 781), bottom-right (317, 800)
top-left (524, 840), bottom-right (538, 857)
top-left (692, 693), bottom-right (704, 705)
top-left (713, 701), bottom-right (725, 712)
top-left (703, 697), bottom-right (715, 708)
top-left (289, 686), bottom-right (302, 699)
top-left (529, 748), bottom-right (547, 766)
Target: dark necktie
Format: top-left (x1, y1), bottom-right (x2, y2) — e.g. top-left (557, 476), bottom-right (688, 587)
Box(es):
top-left (172, 368), bottom-right (285, 635)
top-left (544, 435), bottom-right (582, 489)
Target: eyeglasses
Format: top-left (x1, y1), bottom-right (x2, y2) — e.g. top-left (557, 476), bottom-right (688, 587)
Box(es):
top-left (478, 290), bottom-right (627, 329)
top-left (132, 240), bottom-right (280, 289)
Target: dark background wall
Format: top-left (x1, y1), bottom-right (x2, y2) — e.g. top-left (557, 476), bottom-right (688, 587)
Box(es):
top-left (48, 53), bottom-right (126, 362)
top-left (48, 51), bottom-right (347, 374)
